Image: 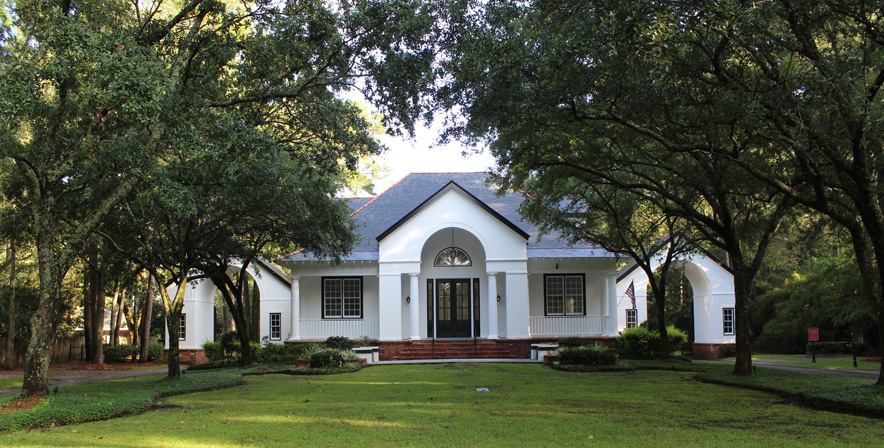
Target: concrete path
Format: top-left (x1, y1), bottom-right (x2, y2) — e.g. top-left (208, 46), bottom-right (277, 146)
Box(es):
top-left (0, 367), bottom-right (169, 396)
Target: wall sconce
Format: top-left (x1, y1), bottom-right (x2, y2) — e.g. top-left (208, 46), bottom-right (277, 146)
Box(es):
top-left (496, 295), bottom-right (502, 303)
top-left (406, 296), bottom-right (411, 304)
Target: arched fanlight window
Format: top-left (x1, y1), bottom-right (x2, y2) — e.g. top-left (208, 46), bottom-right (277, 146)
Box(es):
top-left (435, 247), bottom-right (472, 267)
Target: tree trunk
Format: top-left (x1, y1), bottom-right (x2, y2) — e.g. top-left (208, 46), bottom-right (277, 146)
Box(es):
top-left (250, 280), bottom-right (260, 343)
top-left (83, 258), bottom-right (93, 362)
top-left (2, 240), bottom-right (15, 370)
top-left (89, 254), bottom-right (105, 364)
top-left (731, 264), bottom-right (755, 375)
top-left (652, 280), bottom-right (670, 359)
top-left (22, 249), bottom-right (65, 397)
top-left (139, 274), bottom-right (154, 363)
top-left (113, 287), bottom-right (125, 346)
top-left (166, 310), bottom-right (181, 379)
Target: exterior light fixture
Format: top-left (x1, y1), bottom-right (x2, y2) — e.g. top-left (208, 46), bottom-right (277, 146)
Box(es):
top-left (406, 296), bottom-right (411, 304)
top-left (497, 295), bottom-right (502, 302)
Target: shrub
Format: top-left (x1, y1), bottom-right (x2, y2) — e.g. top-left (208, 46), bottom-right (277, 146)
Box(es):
top-left (202, 341), bottom-right (225, 363)
top-left (618, 326), bottom-right (687, 359)
top-left (310, 349), bottom-right (345, 369)
top-left (325, 336), bottom-right (355, 351)
top-left (806, 341), bottom-right (871, 355)
top-left (300, 343), bottom-right (326, 359)
top-left (557, 343), bottom-right (617, 366)
top-left (718, 344), bottom-right (737, 358)
top-left (341, 350), bottom-right (360, 362)
top-left (102, 344), bottom-right (137, 363)
top-left (258, 342), bottom-right (307, 364)
top-left (147, 342), bottom-right (164, 361)
top-left (557, 337), bottom-right (588, 348)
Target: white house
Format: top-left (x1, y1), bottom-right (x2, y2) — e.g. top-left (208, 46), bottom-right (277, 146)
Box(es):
top-left (171, 172), bottom-right (734, 361)
top-left (615, 250), bottom-right (737, 358)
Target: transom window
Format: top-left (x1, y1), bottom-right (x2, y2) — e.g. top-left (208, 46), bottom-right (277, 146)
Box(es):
top-left (544, 274), bottom-right (585, 316)
top-left (435, 247), bottom-right (472, 266)
top-left (723, 308), bottom-right (735, 335)
top-left (323, 277), bottom-right (363, 319)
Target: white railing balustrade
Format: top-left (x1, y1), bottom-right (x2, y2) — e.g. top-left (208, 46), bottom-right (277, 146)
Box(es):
top-left (300, 318), bottom-right (379, 340)
top-left (529, 315), bottom-right (608, 337)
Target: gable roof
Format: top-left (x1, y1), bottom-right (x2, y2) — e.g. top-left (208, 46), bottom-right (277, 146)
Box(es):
top-left (279, 172), bottom-right (613, 262)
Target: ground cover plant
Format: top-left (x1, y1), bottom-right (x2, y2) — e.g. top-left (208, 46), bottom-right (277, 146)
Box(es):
top-left (3, 363), bottom-right (884, 447)
top-left (0, 370), bottom-right (245, 432)
top-left (780, 357), bottom-right (880, 370)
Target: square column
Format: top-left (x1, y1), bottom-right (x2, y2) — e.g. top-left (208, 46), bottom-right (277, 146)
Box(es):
top-left (504, 271), bottom-right (530, 339)
top-left (287, 275), bottom-right (301, 341)
top-left (409, 273), bottom-right (421, 340)
top-left (378, 274), bottom-right (403, 341)
top-left (607, 275), bottom-right (618, 336)
top-left (487, 272), bottom-right (499, 339)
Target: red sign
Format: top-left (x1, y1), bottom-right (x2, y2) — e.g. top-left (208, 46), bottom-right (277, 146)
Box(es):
top-left (808, 327), bottom-right (820, 342)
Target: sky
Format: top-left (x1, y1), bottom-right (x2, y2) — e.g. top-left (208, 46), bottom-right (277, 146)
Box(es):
top-left (368, 121), bottom-right (498, 194)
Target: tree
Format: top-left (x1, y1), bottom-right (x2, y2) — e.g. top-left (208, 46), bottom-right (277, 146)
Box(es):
top-left (1, 0), bottom-right (428, 395)
top-left (515, 174), bottom-right (694, 358)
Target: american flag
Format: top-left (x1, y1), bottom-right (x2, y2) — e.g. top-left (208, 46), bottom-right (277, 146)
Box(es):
top-left (626, 281), bottom-right (636, 309)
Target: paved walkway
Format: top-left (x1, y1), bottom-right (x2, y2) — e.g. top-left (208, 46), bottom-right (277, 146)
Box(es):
top-left (0, 367), bottom-right (169, 395)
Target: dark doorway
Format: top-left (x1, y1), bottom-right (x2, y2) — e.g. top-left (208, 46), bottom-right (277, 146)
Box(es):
top-left (435, 279), bottom-right (472, 337)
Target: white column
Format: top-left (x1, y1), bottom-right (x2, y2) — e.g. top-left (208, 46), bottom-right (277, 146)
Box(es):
top-left (608, 275), bottom-right (618, 337)
top-left (409, 273), bottom-right (421, 340)
top-left (487, 272), bottom-right (499, 339)
top-left (505, 271), bottom-right (530, 339)
top-left (378, 274), bottom-right (403, 341)
top-left (288, 275), bottom-right (301, 341)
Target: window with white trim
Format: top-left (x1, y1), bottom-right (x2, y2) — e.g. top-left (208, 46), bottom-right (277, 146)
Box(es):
top-left (722, 308), bottom-right (734, 335)
top-left (626, 309), bottom-right (638, 329)
top-left (544, 274), bottom-right (585, 316)
top-left (269, 313), bottom-right (281, 340)
top-left (179, 313), bottom-right (186, 341)
top-left (323, 277), bottom-right (363, 319)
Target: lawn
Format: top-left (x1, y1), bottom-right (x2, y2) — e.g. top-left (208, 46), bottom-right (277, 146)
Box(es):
top-left (781, 356), bottom-right (881, 370)
top-left (3, 363), bottom-right (883, 447)
top-left (0, 379), bottom-right (21, 389)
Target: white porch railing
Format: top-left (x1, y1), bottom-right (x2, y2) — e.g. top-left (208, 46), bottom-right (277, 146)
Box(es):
top-left (529, 315), bottom-right (608, 337)
top-left (300, 318), bottom-right (379, 340)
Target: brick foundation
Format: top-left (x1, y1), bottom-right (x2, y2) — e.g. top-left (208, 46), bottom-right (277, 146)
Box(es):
top-left (165, 348), bottom-right (210, 364)
top-left (377, 338), bottom-right (616, 361)
top-left (692, 343), bottom-right (733, 359)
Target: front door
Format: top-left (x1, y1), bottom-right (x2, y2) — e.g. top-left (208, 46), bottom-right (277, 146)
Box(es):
top-left (435, 279), bottom-right (471, 337)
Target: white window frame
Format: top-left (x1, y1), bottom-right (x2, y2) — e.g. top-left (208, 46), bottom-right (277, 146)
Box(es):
top-left (722, 308), bottom-right (735, 335)
top-left (269, 313), bottom-right (282, 340)
top-left (322, 277), bottom-right (363, 319)
top-left (544, 274), bottom-right (586, 316)
top-left (626, 309), bottom-right (638, 329)
top-left (179, 313), bottom-right (186, 341)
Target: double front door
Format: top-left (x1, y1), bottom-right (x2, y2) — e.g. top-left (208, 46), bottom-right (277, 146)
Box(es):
top-left (428, 279), bottom-right (480, 338)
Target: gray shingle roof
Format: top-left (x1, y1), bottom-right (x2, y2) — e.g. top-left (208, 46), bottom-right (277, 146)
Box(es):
top-left (279, 172), bottom-right (613, 262)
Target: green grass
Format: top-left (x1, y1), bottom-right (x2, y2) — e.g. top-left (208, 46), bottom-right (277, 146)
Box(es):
top-left (720, 353), bottom-right (806, 361)
top-left (0, 379), bottom-right (21, 389)
top-left (3, 363), bottom-right (884, 447)
top-left (781, 356), bottom-right (880, 370)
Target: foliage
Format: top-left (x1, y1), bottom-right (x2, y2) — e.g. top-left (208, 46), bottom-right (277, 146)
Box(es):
top-left (101, 344), bottom-right (138, 363)
top-left (299, 343), bottom-right (327, 360)
top-left (556, 343), bottom-right (617, 367)
top-left (201, 341), bottom-right (225, 364)
top-left (806, 342), bottom-right (873, 356)
top-left (717, 345), bottom-right (737, 359)
top-left (0, 370), bottom-right (244, 432)
top-left (257, 343), bottom-right (307, 364)
top-left (146, 342), bottom-right (164, 362)
top-left (618, 326), bottom-right (687, 359)
top-left (556, 337), bottom-right (587, 349)
top-left (309, 349), bottom-right (345, 369)
top-left (325, 336), bottom-right (355, 351)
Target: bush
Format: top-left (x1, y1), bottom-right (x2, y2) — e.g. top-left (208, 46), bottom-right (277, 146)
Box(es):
top-left (202, 341), bottom-right (225, 363)
top-left (806, 341), bottom-right (871, 355)
top-left (618, 326), bottom-right (687, 359)
top-left (557, 343), bottom-right (617, 366)
top-left (300, 343), bottom-right (326, 359)
top-left (102, 344), bottom-right (138, 363)
top-left (310, 349), bottom-right (345, 369)
top-left (258, 342), bottom-right (307, 364)
top-left (718, 344), bottom-right (737, 358)
top-left (325, 336), bottom-right (355, 351)
top-left (557, 337), bottom-right (588, 348)
top-left (146, 342), bottom-right (165, 361)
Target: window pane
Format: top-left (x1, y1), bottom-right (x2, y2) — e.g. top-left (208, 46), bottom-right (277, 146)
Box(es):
top-left (179, 314), bottom-right (186, 340)
top-left (270, 313), bottom-right (281, 340)
top-left (565, 276), bottom-right (583, 314)
top-left (343, 278), bottom-right (361, 318)
top-left (324, 279), bottom-right (342, 318)
top-left (546, 276), bottom-right (564, 315)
